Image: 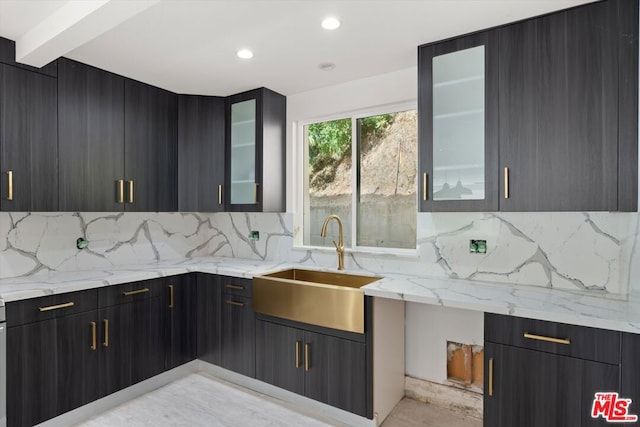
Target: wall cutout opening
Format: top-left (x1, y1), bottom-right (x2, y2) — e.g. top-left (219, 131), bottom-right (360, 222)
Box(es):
top-left (447, 341), bottom-right (483, 390)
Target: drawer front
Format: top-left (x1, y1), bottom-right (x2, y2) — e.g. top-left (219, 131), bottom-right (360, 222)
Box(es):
top-left (98, 278), bottom-right (165, 308)
top-left (7, 289), bottom-right (98, 327)
top-left (221, 276), bottom-right (252, 298)
top-left (485, 313), bottom-right (620, 364)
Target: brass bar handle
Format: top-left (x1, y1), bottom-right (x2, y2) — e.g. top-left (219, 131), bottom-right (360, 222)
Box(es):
top-left (7, 170), bottom-right (13, 201)
top-left (225, 284), bottom-right (245, 291)
top-left (488, 357), bottom-right (494, 396)
top-left (295, 341), bottom-right (301, 369)
top-left (117, 179), bottom-right (124, 204)
top-left (304, 343), bottom-right (310, 371)
top-left (422, 172), bottom-right (428, 201)
top-left (524, 332), bottom-right (571, 345)
top-left (218, 184), bottom-right (223, 205)
top-left (168, 284), bottom-right (174, 308)
top-left (122, 287), bottom-right (150, 296)
top-left (103, 319), bottom-right (109, 347)
top-left (39, 301), bottom-right (75, 312)
top-left (127, 180), bottom-right (134, 204)
top-left (90, 322), bottom-right (97, 350)
top-left (226, 300), bottom-right (245, 307)
top-left (504, 167), bottom-right (509, 199)
top-left (253, 183), bottom-right (259, 204)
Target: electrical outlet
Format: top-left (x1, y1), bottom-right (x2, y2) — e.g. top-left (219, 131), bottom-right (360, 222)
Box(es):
top-left (249, 230), bottom-right (260, 241)
top-left (470, 239), bottom-right (487, 254)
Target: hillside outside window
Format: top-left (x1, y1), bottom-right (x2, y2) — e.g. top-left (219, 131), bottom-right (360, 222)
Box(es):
top-left (302, 109), bottom-right (417, 250)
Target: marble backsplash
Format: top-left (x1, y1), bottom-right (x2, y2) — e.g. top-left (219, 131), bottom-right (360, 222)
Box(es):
top-left (0, 211), bottom-right (638, 296)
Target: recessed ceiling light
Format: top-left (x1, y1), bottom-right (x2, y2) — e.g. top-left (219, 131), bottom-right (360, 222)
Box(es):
top-left (319, 62), bottom-right (336, 71)
top-left (321, 17), bottom-right (341, 30)
top-left (237, 49), bottom-right (254, 59)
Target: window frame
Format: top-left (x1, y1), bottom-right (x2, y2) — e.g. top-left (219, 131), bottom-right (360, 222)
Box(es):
top-left (295, 101), bottom-right (418, 255)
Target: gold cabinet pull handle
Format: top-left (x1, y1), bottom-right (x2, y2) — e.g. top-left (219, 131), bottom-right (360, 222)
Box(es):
top-left (422, 172), bottom-right (428, 201)
top-left (168, 284), bottom-right (174, 308)
top-left (253, 183), bottom-right (259, 204)
top-left (103, 319), bottom-right (109, 347)
top-left (225, 284), bottom-right (244, 291)
top-left (488, 357), bottom-right (494, 396)
top-left (122, 287), bottom-right (149, 296)
top-left (226, 300), bottom-right (245, 307)
top-left (504, 167), bottom-right (509, 199)
top-left (7, 170), bottom-right (13, 201)
top-left (295, 341), bottom-right (301, 368)
top-left (304, 343), bottom-right (310, 371)
top-left (117, 179), bottom-right (124, 203)
top-left (218, 184), bottom-right (223, 205)
top-left (38, 301), bottom-right (75, 312)
top-left (524, 332), bottom-right (570, 345)
top-left (90, 321), bottom-right (97, 350)
top-left (127, 180), bottom-right (134, 204)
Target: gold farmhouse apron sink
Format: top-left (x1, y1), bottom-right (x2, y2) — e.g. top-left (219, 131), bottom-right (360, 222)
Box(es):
top-left (252, 268), bottom-right (382, 334)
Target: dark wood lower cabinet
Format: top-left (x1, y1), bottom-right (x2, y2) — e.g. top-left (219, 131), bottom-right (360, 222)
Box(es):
top-left (256, 319), bottom-right (367, 417)
top-left (221, 294), bottom-right (255, 378)
top-left (7, 311), bottom-right (98, 427)
top-left (484, 342), bottom-right (619, 427)
top-left (166, 275), bottom-right (197, 370)
top-left (196, 273), bottom-right (222, 365)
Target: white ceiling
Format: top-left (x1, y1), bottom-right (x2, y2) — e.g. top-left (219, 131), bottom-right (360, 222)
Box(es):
top-left (0, 0), bottom-right (596, 96)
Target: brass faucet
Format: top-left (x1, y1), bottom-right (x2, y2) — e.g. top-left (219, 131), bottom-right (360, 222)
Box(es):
top-left (320, 214), bottom-right (345, 270)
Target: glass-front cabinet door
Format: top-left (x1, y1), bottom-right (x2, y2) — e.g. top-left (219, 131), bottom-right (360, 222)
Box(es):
top-left (418, 30), bottom-right (498, 212)
top-left (230, 99), bottom-right (257, 205)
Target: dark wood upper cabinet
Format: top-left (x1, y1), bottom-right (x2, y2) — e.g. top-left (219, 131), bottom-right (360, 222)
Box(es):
top-left (58, 58), bottom-right (125, 212)
top-left (418, 0), bottom-right (638, 212)
top-left (418, 30), bottom-right (499, 212)
top-left (225, 87), bottom-right (286, 212)
top-left (0, 63), bottom-right (58, 212)
top-left (124, 79), bottom-right (178, 212)
top-left (499, 0), bottom-right (620, 211)
top-left (178, 95), bottom-right (225, 212)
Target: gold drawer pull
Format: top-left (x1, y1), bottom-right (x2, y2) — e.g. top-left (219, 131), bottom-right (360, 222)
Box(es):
top-left (169, 284), bottom-right (175, 308)
top-left (305, 343), bottom-right (310, 371)
top-left (295, 341), bottom-right (301, 368)
top-left (524, 332), bottom-right (570, 345)
top-left (225, 284), bottom-right (245, 291)
top-left (122, 287), bottom-right (150, 296)
top-left (127, 180), bottom-right (134, 204)
top-left (39, 301), bottom-right (75, 312)
top-left (7, 170), bottom-right (13, 201)
top-left (488, 357), bottom-right (494, 396)
top-left (218, 184), bottom-right (223, 205)
top-left (90, 321), bottom-right (97, 350)
top-left (226, 300), bottom-right (245, 307)
top-left (422, 172), bottom-right (428, 201)
top-left (504, 167), bottom-right (509, 199)
top-left (103, 319), bottom-right (109, 347)
top-left (117, 179), bottom-right (124, 203)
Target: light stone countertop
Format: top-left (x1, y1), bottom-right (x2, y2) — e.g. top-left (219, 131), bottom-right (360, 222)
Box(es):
top-left (1, 256), bottom-right (639, 334)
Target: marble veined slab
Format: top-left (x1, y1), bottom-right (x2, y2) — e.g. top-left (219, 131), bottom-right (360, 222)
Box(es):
top-left (2, 256), bottom-right (640, 335)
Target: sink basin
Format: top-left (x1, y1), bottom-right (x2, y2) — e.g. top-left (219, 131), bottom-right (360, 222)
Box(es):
top-left (253, 268), bottom-right (381, 333)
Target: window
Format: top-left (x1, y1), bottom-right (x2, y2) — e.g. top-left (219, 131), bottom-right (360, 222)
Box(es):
top-left (302, 108), bottom-right (417, 250)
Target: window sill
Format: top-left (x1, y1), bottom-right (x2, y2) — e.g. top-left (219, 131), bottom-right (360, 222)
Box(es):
top-left (291, 245), bottom-right (419, 259)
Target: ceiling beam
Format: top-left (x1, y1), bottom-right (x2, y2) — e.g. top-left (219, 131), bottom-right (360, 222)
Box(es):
top-left (15, 0), bottom-right (159, 67)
